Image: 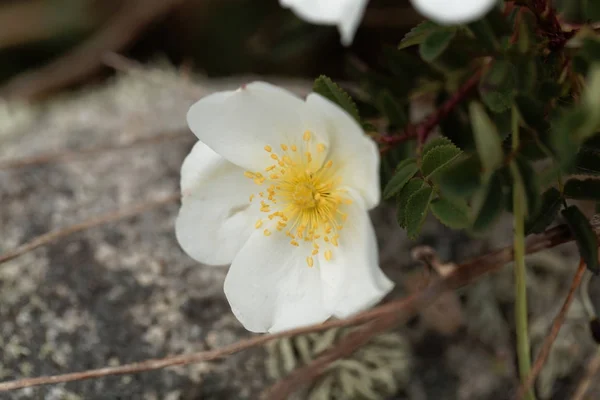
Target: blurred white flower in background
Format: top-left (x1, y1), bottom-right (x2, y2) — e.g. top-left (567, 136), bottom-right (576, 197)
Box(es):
top-left (278, 0), bottom-right (498, 45)
top-left (177, 82), bottom-right (393, 333)
top-left (409, 0), bottom-right (498, 25)
top-left (279, 0), bottom-right (369, 46)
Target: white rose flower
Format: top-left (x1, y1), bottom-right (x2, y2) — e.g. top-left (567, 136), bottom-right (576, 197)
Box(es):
top-left (409, 0), bottom-right (498, 25)
top-left (279, 0), bottom-right (369, 46)
top-left (177, 82), bottom-right (393, 333)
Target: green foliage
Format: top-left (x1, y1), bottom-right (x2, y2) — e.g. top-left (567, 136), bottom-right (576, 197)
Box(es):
top-left (431, 197), bottom-right (470, 229)
top-left (469, 102), bottom-right (504, 177)
top-left (396, 178), bottom-right (425, 229)
top-left (399, 20), bottom-right (439, 50)
top-left (562, 206), bottom-right (599, 274)
top-left (438, 154), bottom-right (482, 199)
top-left (479, 60), bottom-right (516, 113)
top-left (421, 143), bottom-right (462, 179)
top-left (525, 188), bottom-right (563, 234)
top-left (313, 75), bottom-right (361, 123)
top-left (471, 172), bottom-right (505, 232)
top-left (405, 186), bottom-right (434, 239)
top-left (419, 28), bottom-right (457, 62)
top-left (511, 157), bottom-right (540, 216)
top-left (564, 178), bottom-right (600, 200)
top-left (383, 158), bottom-right (419, 200)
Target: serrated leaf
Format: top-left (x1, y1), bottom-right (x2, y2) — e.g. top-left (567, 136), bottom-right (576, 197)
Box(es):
top-left (525, 188), bottom-right (563, 234)
top-left (564, 178), bottom-right (600, 200)
top-left (396, 178), bottom-right (425, 228)
top-left (438, 154), bottom-right (482, 198)
top-left (313, 75), bottom-right (360, 123)
top-left (377, 90), bottom-right (408, 127)
top-left (550, 107), bottom-right (595, 168)
top-left (431, 197), bottom-right (470, 229)
top-left (383, 158), bottom-right (419, 200)
top-left (399, 20), bottom-right (439, 50)
top-left (405, 186), bottom-right (434, 239)
top-left (421, 144), bottom-right (462, 179)
top-left (469, 102), bottom-right (504, 176)
top-left (562, 206), bottom-right (599, 274)
top-left (511, 156), bottom-right (541, 216)
top-left (472, 172), bottom-right (504, 232)
top-left (422, 136), bottom-right (455, 156)
top-left (419, 28), bottom-right (457, 62)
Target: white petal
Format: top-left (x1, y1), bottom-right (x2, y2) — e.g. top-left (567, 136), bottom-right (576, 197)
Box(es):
top-left (186, 82), bottom-right (327, 171)
top-left (305, 93), bottom-right (380, 209)
top-left (319, 199), bottom-right (393, 318)
top-left (224, 226), bottom-right (331, 333)
top-left (279, 0), bottom-right (368, 46)
top-left (176, 141), bottom-right (259, 266)
top-left (410, 0), bottom-right (497, 24)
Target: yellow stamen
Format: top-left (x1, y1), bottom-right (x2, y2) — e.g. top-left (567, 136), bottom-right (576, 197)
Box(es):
top-left (264, 229), bottom-right (271, 236)
top-left (280, 144), bottom-right (288, 151)
top-left (303, 131), bottom-right (311, 141)
top-left (317, 143), bottom-right (326, 152)
top-left (244, 171), bottom-right (255, 179)
top-left (264, 145), bottom-right (272, 152)
top-left (324, 250), bottom-right (332, 261)
top-left (306, 256), bottom-right (314, 267)
top-left (265, 165), bottom-right (276, 171)
top-left (291, 145), bottom-right (297, 152)
top-left (255, 220), bottom-right (263, 229)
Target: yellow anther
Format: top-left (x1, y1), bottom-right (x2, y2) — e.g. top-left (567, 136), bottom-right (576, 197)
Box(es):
top-left (306, 152), bottom-right (312, 163)
top-left (264, 145), bottom-right (272, 152)
top-left (249, 194), bottom-right (255, 202)
top-left (324, 250), bottom-right (332, 261)
top-left (280, 144), bottom-right (288, 151)
top-left (291, 145), bottom-right (297, 152)
top-left (270, 154), bottom-right (279, 160)
top-left (325, 160), bottom-right (333, 168)
top-left (270, 174), bottom-right (280, 180)
top-left (314, 193), bottom-right (321, 201)
top-left (312, 249), bottom-right (318, 256)
top-left (265, 165), bottom-right (276, 171)
top-left (331, 236), bottom-right (339, 246)
top-left (259, 192), bottom-right (264, 197)
top-left (244, 171), bottom-right (256, 179)
top-left (306, 256), bottom-right (314, 267)
top-left (324, 236), bottom-right (330, 243)
top-left (313, 242), bottom-right (319, 249)
top-left (254, 177), bottom-right (265, 185)
top-left (260, 206), bottom-right (270, 212)
top-left (290, 240), bottom-right (299, 247)
top-left (317, 143), bottom-right (326, 152)
top-left (255, 220), bottom-right (263, 229)
top-left (303, 131), bottom-right (311, 141)
top-left (264, 229), bottom-right (271, 236)
top-left (283, 156), bottom-right (293, 165)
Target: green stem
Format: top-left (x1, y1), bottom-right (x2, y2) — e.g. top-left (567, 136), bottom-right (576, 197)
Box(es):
top-left (512, 106), bottom-right (536, 400)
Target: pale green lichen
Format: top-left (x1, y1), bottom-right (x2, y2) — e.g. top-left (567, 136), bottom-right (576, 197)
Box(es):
top-left (265, 327), bottom-right (411, 400)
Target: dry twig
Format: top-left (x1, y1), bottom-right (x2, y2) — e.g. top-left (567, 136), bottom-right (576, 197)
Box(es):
top-left (0, 0), bottom-right (184, 101)
top-left (0, 130), bottom-right (189, 170)
top-left (0, 193), bottom-right (181, 265)
top-left (516, 258), bottom-right (588, 399)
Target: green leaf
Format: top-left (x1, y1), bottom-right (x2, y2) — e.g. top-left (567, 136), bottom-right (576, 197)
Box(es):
top-left (399, 20), bottom-right (439, 50)
top-left (431, 197), bottom-right (470, 229)
top-left (562, 206), bottom-right (599, 274)
top-left (515, 95), bottom-right (549, 134)
top-left (377, 90), bottom-right (408, 127)
top-left (422, 136), bottom-right (456, 156)
top-left (419, 28), bottom-right (457, 62)
top-left (421, 144), bottom-right (462, 179)
top-left (383, 158), bottom-right (419, 200)
top-left (525, 188), bottom-right (563, 234)
top-left (550, 107), bottom-right (595, 168)
top-left (396, 178), bottom-right (425, 228)
top-left (472, 172), bottom-right (504, 232)
top-left (438, 154), bottom-right (482, 198)
top-left (512, 157), bottom-right (541, 216)
top-left (479, 60), bottom-right (516, 113)
top-left (469, 102), bottom-right (504, 176)
top-left (313, 75), bottom-right (360, 123)
top-left (405, 186), bottom-right (434, 239)
top-left (467, 19), bottom-right (499, 52)
top-left (564, 178), bottom-right (600, 200)
top-left (585, 64), bottom-right (600, 118)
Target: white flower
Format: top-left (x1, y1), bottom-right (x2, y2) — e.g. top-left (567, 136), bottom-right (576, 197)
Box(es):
top-left (177, 82), bottom-right (393, 333)
top-left (279, 0), bottom-right (369, 46)
top-left (409, 0), bottom-right (497, 25)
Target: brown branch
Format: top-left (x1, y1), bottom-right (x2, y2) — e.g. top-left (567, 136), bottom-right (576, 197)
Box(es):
top-left (378, 69), bottom-right (482, 148)
top-left (0, 130), bottom-right (189, 170)
top-left (516, 258), bottom-right (588, 400)
top-left (0, 0), bottom-right (184, 101)
top-left (0, 218), bottom-right (591, 393)
top-left (572, 346), bottom-right (600, 400)
top-left (0, 193), bottom-right (181, 265)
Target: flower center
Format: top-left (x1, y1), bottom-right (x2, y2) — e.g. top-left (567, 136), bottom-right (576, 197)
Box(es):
top-left (244, 130), bottom-right (351, 267)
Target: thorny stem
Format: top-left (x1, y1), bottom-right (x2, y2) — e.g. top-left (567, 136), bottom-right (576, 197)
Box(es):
top-left (377, 69), bottom-right (482, 149)
top-left (512, 106), bottom-right (536, 400)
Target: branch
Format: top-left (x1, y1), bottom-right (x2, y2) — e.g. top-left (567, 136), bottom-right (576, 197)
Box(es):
top-left (378, 69), bottom-right (482, 148)
top-left (0, 218), bottom-right (596, 393)
top-left (516, 258), bottom-right (588, 399)
top-left (0, 194), bottom-right (181, 265)
top-left (0, 0), bottom-right (184, 101)
top-left (0, 130), bottom-right (189, 170)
